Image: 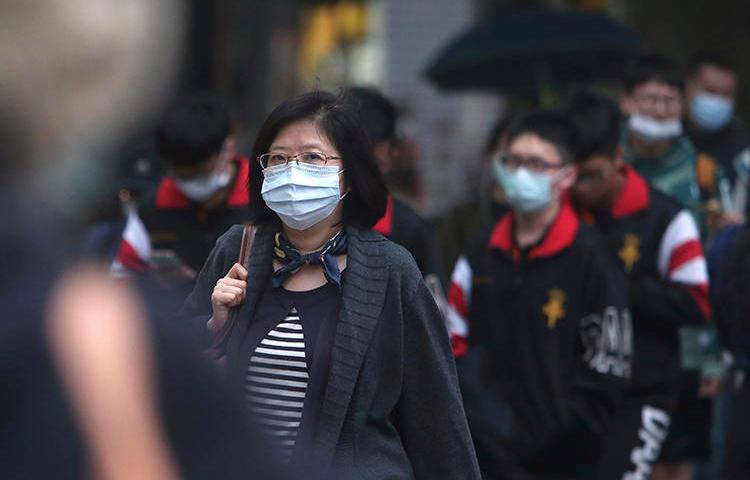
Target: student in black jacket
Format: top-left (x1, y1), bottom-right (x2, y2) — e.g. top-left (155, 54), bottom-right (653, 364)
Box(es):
top-left (114, 96), bottom-right (251, 294)
top-left (566, 92), bottom-right (712, 480)
top-left (182, 91), bottom-right (480, 479)
top-left (447, 110), bottom-right (631, 479)
top-left (342, 86), bottom-right (442, 280)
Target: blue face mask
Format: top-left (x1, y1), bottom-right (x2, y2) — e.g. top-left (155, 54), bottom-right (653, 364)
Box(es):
top-left (690, 92), bottom-right (734, 132)
top-left (494, 162), bottom-right (555, 213)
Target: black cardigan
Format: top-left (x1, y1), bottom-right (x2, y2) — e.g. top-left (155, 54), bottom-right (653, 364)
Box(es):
top-left (181, 223), bottom-right (480, 479)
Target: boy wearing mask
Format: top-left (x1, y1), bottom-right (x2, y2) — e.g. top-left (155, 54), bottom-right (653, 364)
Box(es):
top-left (448, 111), bottom-right (631, 479)
top-left (620, 54), bottom-right (726, 480)
top-left (685, 51), bottom-right (750, 219)
top-left (567, 92), bottom-right (711, 480)
top-left (114, 95), bottom-right (250, 290)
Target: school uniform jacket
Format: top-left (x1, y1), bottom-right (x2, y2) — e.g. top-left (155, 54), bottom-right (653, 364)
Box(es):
top-left (140, 155), bottom-right (251, 272)
top-left (579, 165), bottom-right (711, 390)
top-left (446, 201), bottom-right (631, 477)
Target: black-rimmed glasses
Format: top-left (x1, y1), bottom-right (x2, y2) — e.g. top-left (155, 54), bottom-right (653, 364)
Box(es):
top-left (496, 152), bottom-right (562, 173)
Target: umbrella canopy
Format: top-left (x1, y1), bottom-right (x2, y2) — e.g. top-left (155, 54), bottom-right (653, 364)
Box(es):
top-left (425, 9), bottom-right (644, 96)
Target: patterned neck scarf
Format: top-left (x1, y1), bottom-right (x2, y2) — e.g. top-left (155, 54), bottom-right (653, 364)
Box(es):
top-left (271, 229), bottom-right (348, 289)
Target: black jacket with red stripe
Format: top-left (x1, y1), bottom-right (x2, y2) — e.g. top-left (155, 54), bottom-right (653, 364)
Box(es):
top-left (447, 202), bottom-right (631, 477)
top-left (372, 195), bottom-right (441, 278)
top-left (140, 155), bottom-right (251, 273)
top-left (578, 165), bottom-right (711, 391)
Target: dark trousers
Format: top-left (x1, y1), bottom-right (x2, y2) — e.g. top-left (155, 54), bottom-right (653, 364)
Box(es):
top-left (723, 374), bottom-right (750, 478)
top-left (596, 389), bottom-right (676, 480)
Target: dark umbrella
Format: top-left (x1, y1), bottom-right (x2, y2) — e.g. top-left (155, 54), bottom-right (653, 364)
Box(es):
top-left (425, 9), bottom-right (644, 99)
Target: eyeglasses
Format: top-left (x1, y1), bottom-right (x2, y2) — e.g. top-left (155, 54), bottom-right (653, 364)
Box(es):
top-left (258, 151), bottom-right (341, 169)
top-left (496, 152), bottom-right (562, 173)
top-left (633, 94), bottom-right (682, 110)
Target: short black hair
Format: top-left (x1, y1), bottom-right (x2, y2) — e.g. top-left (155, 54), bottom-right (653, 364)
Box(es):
top-left (483, 114), bottom-right (516, 156)
top-left (623, 54), bottom-right (685, 93)
top-left (688, 50), bottom-right (739, 77)
top-left (564, 91), bottom-right (621, 162)
top-left (155, 95), bottom-right (231, 167)
top-left (341, 87), bottom-right (397, 144)
top-left (505, 109), bottom-right (579, 164)
top-left (248, 91), bottom-right (387, 228)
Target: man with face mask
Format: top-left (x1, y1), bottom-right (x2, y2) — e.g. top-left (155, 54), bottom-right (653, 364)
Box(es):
top-left (114, 95), bottom-right (250, 291)
top-left (620, 54), bottom-right (729, 234)
top-left (566, 92), bottom-right (711, 480)
top-left (686, 51), bottom-right (750, 220)
top-left (620, 55), bottom-right (728, 480)
top-left (447, 111), bottom-right (631, 479)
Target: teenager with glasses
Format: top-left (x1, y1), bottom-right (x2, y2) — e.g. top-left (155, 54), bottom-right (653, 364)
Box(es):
top-left (181, 91), bottom-right (480, 479)
top-left (447, 110), bottom-right (631, 479)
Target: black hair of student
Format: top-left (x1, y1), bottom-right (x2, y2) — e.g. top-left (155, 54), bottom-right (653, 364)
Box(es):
top-left (341, 87), bottom-right (397, 144)
top-left (155, 94), bottom-right (231, 168)
top-left (687, 50), bottom-right (739, 77)
top-left (564, 91), bottom-right (621, 163)
top-left (248, 90), bottom-right (388, 228)
top-left (505, 109), bottom-right (580, 165)
top-left (483, 115), bottom-right (516, 156)
top-left (623, 54), bottom-right (686, 93)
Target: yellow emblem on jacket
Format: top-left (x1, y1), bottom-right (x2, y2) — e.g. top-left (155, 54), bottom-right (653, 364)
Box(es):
top-left (543, 288), bottom-right (566, 329)
top-left (619, 234), bottom-right (640, 272)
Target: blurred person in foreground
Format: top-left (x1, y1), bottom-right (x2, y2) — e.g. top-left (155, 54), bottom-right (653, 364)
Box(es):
top-left (181, 90), bottom-right (480, 479)
top-left (0, 1), bottom-right (282, 479)
top-left (708, 199), bottom-right (750, 478)
top-left (686, 51), bottom-right (750, 219)
top-left (447, 110), bottom-right (631, 479)
top-left (342, 86), bottom-right (442, 280)
top-left (113, 95), bottom-right (250, 296)
top-left (566, 92), bottom-right (711, 480)
top-left (620, 54), bottom-right (728, 480)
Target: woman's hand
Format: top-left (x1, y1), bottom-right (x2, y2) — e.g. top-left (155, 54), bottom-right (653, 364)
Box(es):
top-left (208, 263), bottom-right (247, 333)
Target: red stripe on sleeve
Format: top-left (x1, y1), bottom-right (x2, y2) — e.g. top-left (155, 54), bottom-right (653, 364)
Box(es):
top-left (448, 281), bottom-right (468, 319)
top-left (668, 240), bottom-right (704, 276)
top-left (116, 241), bottom-right (149, 272)
top-left (687, 284), bottom-right (711, 321)
top-left (451, 334), bottom-right (468, 358)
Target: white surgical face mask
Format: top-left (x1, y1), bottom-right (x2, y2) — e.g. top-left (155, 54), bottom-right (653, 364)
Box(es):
top-left (494, 162), bottom-right (556, 213)
top-left (628, 112), bottom-right (683, 143)
top-left (261, 162), bottom-right (345, 230)
top-left (690, 92), bottom-right (734, 132)
top-left (174, 170), bottom-right (232, 202)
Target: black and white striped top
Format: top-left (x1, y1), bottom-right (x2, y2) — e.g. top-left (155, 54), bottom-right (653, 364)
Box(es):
top-left (245, 307), bottom-right (308, 462)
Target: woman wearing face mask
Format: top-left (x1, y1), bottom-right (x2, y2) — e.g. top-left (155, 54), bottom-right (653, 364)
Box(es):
top-left (181, 91), bottom-right (480, 480)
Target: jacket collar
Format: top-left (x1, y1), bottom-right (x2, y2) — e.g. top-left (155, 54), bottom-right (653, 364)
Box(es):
top-left (226, 222), bottom-right (388, 477)
top-left (489, 200), bottom-right (579, 260)
top-left (154, 155), bottom-right (250, 209)
top-left (372, 195), bottom-right (394, 236)
top-left (610, 164), bottom-right (649, 218)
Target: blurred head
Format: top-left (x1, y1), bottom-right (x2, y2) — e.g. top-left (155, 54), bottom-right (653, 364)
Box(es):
top-left (0, 0), bottom-right (183, 217)
top-left (686, 51), bottom-right (739, 131)
top-left (156, 96), bottom-right (236, 202)
top-left (248, 91), bottom-right (387, 229)
top-left (341, 87), bottom-right (398, 175)
top-left (493, 110), bottom-right (578, 213)
top-left (566, 92), bottom-right (625, 211)
top-left (621, 55), bottom-right (685, 144)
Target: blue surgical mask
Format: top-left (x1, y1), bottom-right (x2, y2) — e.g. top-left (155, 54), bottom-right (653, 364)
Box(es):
top-left (690, 92), bottom-right (734, 132)
top-left (494, 162), bottom-right (555, 213)
top-left (261, 162), bottom-right (346, 230)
